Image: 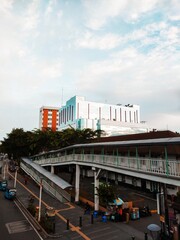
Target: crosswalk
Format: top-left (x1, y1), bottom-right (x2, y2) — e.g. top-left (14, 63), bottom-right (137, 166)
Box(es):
top-left (5, 220), bottom-right (32, 234)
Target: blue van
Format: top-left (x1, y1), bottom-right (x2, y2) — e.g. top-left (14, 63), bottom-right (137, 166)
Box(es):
top-left (4, 188), bottom-right (16, 200)
top-left (0, 180), bottom-right (8, 191)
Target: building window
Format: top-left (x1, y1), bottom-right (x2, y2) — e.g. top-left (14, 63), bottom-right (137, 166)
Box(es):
top-left (129, 111), bottom-right (131, 122)
top-left (72, 106), bottom-right (74, 121)
top-left (67, 106), bottom-right (68, 121)
top-left (69, 105), bottom-right (71, 121)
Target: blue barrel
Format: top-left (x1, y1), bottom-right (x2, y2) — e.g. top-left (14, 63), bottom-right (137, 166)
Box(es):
top-left (93, 211), bottom-right (98, 218)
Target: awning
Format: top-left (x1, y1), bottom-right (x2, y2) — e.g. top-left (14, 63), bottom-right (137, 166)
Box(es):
top-left (113, 198), bottom-right (124, 206)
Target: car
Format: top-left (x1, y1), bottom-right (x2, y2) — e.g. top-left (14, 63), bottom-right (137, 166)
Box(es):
top-left (4, 188), bottom-right (16, 200)
top-left (0, 180), bottom-right (8, 191)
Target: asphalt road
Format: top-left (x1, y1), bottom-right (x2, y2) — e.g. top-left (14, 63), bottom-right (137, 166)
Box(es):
top-left (0, 163), bottom-right (42, 240)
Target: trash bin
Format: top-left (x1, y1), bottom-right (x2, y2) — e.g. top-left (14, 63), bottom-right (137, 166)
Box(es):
top-left (102, 215), bottom-right (107, 223)
top-left (93, 211), bottom-right (98, 218)
top-left (131, 208), bottom-right (139, 220)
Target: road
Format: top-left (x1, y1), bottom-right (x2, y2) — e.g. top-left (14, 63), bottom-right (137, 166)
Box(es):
top-left (0, 158), bottom-right (42, 240)
top-left (0, 190), bottom-right (42, 240)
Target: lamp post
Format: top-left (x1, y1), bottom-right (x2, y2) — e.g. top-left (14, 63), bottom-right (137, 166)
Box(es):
top-left (14, 166), bottom-right (19, 188)
top-left (38, 178), bottom-right (43, 222)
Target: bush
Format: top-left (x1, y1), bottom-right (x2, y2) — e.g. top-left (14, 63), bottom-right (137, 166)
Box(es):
top-left (27, 203), bottom-right (36, 217)
top-left (40, 216), bottom-right (55, 234)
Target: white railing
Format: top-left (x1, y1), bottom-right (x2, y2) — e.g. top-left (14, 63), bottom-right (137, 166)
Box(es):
top-left (33, 154), bottom-right (180, 178)
top-left (21, 162), bottom-right (71, 202)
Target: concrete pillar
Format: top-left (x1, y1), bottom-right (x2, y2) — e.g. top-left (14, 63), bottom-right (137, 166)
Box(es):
top-left (51, 165), bottom-right (54, 174)
top-left (115, 173), bottom-right (118, 185)
top-left (75, 164), bottom-right (80, 202)
top-left (94, 170), bottom-right (99, 211)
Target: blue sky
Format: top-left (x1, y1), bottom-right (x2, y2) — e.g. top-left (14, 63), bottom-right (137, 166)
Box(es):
top-left (0, 0), bottom-right (180, 140)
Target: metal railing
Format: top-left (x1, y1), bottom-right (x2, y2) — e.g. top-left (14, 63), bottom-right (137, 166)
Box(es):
top-left (21, 161), bottom-right (71, 202)
top-left (33, 153), bottom-right (180, 178)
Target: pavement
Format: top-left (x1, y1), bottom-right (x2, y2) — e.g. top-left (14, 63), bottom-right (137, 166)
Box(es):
top-left (5, 169), bottom-right (163, 240)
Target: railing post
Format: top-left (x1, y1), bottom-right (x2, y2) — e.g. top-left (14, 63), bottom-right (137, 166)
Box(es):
top-left (144, 232), bottom-right (148, 240)
top-left (66, 219), bottom-right (69, 230)
top-left (79, 216), bottom-right (82, 227)
top-left (128, 148), bottom-right (130, 168)
top-left (91, 214), bottom-right (94, 224)
top-left (164, 146), bottom-right (169, 176)
top-left (136, 147), bottom-right (139, 170)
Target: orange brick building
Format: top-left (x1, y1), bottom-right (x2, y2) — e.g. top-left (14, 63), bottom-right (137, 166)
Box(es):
top-left (39, 106), bottom-right (59, 131)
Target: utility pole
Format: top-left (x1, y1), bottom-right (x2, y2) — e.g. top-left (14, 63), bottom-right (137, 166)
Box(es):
top-left (163, 183), bottom-right (170, 237)
top-left (38, 178), bottom-right (43, 222)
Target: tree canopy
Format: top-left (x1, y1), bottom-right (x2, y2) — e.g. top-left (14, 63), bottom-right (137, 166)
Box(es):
top-left (0, 128), bottom-right (104, 160)
top-left (97, 182), bottom-right (116, 207)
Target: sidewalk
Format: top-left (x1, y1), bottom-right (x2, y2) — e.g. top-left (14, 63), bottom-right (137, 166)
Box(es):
top-left (9, 171), bottom-right (161, 240)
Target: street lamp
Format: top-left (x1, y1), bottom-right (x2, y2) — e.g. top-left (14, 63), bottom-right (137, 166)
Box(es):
top-left (38, 178), bottom-right (43, 222)
top-left (147, 224), bottom-right (161, 240)
top-left (14, 166), bottom-right (19, 188)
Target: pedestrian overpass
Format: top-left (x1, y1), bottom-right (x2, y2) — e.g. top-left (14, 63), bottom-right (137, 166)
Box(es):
top-left (20, 137), bottom-right (180, 209)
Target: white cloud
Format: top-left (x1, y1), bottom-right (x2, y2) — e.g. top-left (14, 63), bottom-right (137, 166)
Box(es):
top-left (77, 45), bottom-right (180, 110)
top-left (22, 0), bottom-right (40, 31)
top-left (83, 0), bottom-right (159, 29)
top-left (0, 0), bottom-right (13, 15)
top-left (40, 61), bottom-right (63, 78)
top-left (148, 113), bottom-right (180, 133)
top-left (76, 32), bottom-right (122, 50)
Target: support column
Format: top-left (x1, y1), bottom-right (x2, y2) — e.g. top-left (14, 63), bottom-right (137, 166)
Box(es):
top-left (115, 173), bottom-right (118, 185)
top-left (94, 170), bottom-right (100, 211)
top-left (51, 165), bottom-right (54, 174)
top-left (75, 164), bottom-right (80, 203)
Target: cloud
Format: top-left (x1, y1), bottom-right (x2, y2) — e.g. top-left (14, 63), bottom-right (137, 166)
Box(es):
top-left (83, 0), bottom-right (180, 30)
top-left (76, 45), bottom-right (180, 113)
top-left (83, 0), bottom-right (159, 30)
top-left (76, 31), bottom-right (122, 50)
top-left (22, 0), bottom-right (40, 31)
top-left (39, 61), bottom-right (63, 78)
top-left (148, 112), bottom-right (180, 133)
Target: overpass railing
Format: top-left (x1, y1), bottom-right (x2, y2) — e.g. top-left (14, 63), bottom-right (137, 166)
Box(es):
top-left (33, 154), bottom-right (180, 178)
top-left (21, 158), bottom-right (71, 202)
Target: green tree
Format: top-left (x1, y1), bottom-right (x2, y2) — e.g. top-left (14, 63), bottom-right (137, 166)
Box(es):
top-left (97, 182), bottom-right (116, 207)
top-left (1, 128), bottom-right (31, 159)
top-left (0, 127), bottom-right (106, 160)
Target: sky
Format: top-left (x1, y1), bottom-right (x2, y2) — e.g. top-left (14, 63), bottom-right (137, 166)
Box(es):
top-left (0, 0), bottom-right (180, 141)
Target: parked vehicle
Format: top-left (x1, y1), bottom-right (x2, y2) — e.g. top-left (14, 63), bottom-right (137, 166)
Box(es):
top-left (0, 180), bottom-right (7, 191)
top-left (4, 188), bottom-right (16, 200)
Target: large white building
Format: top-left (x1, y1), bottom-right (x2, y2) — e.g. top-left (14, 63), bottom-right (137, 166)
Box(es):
top-left (58, 96), bottom-right (149, 136)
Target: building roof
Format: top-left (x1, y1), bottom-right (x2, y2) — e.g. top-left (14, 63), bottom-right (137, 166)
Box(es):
top-left (93, 130), bottom-right (180, 143)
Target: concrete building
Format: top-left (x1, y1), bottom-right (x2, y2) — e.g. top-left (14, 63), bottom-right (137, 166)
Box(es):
top-left (59, 96), bottom-right (149, 136)
top-left (39, 106), bottom-right (59, 131)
